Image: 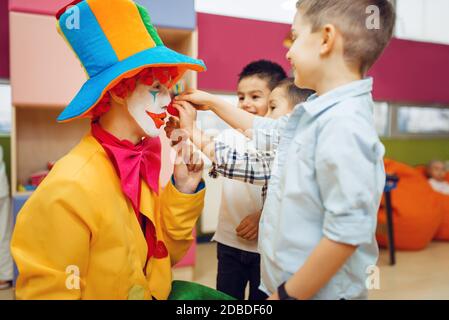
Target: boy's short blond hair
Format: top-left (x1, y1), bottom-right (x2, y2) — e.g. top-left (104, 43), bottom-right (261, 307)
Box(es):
top-left (296, 0), bottom-right (396, 74)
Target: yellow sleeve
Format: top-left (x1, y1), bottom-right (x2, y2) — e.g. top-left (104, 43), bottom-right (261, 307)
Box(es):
top-left (11, 180), bottom-right (96, 300)
top-left (159, 178), bottom-right (205, 265)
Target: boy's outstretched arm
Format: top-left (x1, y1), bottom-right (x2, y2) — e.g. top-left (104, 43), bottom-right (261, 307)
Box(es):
top-left (165, 101), bottom-right (216, 161)
top-left (268, 238), bottom-right (356, 300)
top-left (166, 101), bottom-right (274, 187)
top-left (175, 89), bottom-right (256, 135)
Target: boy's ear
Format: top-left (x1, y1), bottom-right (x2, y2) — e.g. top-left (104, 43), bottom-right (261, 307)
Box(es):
top-left (320, 24), bottom-right (337, 56)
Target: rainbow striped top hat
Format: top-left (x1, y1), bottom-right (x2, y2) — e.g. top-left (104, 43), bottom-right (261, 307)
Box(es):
top-left (55, 0), bottom-right (206, 122)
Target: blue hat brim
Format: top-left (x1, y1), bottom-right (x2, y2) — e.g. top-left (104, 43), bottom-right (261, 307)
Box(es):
top-left (57, 46), bottom-right (206, 122)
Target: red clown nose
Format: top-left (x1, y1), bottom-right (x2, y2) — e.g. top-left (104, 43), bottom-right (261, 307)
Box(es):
top-left (167, 100), bottom-right (179, 117)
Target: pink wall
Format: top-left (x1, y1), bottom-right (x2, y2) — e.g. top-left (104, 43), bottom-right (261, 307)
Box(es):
top-left (9, 0), bottom-right (68, 16)
top-left (197, 13), bottom-right (291, 93)
top-left (369, 38), bottom-right (449, 106)
top-left (9, 12), bottom-right (86, 107)
top-left (0, 0), bottom-right (9, 78)
top-left (197, 14), bottom-right (449, 106)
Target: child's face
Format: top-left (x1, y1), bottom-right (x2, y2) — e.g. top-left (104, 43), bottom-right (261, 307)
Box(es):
top-left (265, 87), bottom-right (292, 120)
top-left (286, 11), bottom-right (323, 90)
top-left (237, 76), bottom-right (271, 116)
top-left (428, 161), bottom-right (447, 182)
top-left (126, 81), bottom-right (172, 137)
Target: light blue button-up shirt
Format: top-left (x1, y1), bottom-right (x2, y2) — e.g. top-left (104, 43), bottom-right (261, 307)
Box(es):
top-left (254, 78), bottom-right (385, 300)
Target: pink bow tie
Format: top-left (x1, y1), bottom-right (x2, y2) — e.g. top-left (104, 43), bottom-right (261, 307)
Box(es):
top-left (91, 121), bottom-right (161, 213)
top-left (91, 122), bottom-right (168, 262)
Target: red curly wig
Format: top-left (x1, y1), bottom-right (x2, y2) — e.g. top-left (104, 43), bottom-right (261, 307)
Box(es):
top-left (89, 66), bottom-right (179, 119)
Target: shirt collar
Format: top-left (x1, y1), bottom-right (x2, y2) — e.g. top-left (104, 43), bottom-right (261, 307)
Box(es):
top-left (300, 78), bottom-right (373, 117)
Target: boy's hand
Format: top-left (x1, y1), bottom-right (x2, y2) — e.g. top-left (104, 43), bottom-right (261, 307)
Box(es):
top-left (236, 211), bottom-right (262, 241)
top-left (175, 89), bottom-right (215, 111)
top-left (173, 140), bottom-right (204, 194)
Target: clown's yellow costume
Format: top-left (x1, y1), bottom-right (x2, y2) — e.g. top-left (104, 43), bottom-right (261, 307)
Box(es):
top-left (12, 134), bottom-right (204, 300)
top-left (11, 0), bottom-right (209, 300)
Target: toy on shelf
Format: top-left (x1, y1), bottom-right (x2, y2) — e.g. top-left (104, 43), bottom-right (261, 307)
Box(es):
top-left (167, 81), bottom-right (185, 117)
top-left (18, 161), bottom-right (57, 192)
top-left (17, 184), bottom-right (37, 192)
top-left (47, 161), bottom-right (56, 170)
top-left (29, 170), bottom-right (49, 187)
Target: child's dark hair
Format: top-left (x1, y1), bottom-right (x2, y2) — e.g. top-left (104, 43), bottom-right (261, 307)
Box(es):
top-left (276, 78), bottom-right (315, 107)
top-left (238, 60), bottom-right (287, 90)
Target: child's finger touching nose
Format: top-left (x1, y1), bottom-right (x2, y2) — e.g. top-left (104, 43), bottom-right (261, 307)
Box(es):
top-left (175, 88), bottom-right (195, 100)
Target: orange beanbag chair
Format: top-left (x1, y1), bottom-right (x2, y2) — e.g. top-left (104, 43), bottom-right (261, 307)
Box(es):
top-left (434, 194), bottom-right (449, 240)
top-left (377, 159), bottom-right (444, 250)
top-left (415, 165), bottom-right (449, 241)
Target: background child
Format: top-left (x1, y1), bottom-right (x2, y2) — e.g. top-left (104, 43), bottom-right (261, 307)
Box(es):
top-left (176, 0), bottom-right (396, 300)
top-left (209, 60), bottom-right (285, 300)
top-left (427, 160), bottom-right (449, 195)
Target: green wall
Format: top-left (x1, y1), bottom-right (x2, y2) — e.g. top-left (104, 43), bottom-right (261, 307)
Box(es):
top-left (382, 138), bottom-right (449, 166)
top-left (0, 134), bottom-right (10, 184)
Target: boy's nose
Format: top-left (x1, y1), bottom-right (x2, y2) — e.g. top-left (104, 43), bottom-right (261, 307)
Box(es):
top-left (242, 101), bottom-right (252, 110)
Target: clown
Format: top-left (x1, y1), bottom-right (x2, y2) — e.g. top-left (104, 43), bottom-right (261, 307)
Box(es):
top-left (11, 0), bottom-right (208, 300)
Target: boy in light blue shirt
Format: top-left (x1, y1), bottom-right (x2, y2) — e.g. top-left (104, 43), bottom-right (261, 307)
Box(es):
top-left (174, 0), bottom-right (396, 299)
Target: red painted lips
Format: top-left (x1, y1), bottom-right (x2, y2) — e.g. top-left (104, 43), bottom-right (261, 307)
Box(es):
top-left (146, 111), bottom-right (167, 129)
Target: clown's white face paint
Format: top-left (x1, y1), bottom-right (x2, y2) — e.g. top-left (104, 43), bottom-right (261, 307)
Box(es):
top-left (126, 81), bottom-right (171, 137)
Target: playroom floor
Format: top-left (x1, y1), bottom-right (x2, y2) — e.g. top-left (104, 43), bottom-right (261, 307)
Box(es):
top-left (1, 241), bottom-right (449, 300)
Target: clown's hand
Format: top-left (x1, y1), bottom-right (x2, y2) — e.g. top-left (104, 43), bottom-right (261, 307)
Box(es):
top-left (164, 116), bottom-right (184, 146)
top-left (173, 140), bottom-right (204, 194)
